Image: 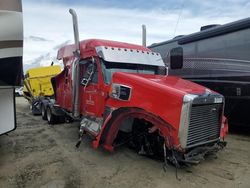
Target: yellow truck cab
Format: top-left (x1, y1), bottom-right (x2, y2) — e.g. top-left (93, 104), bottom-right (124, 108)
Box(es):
top-left (23, 65), bottom-right (61, 114)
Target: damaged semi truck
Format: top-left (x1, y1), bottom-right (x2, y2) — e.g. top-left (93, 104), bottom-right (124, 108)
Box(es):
top-left (41, 9), bottom-right (228, 166)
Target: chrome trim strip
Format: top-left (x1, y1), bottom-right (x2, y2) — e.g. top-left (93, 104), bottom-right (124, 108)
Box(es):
top-left (178, 94), bottom-right (197, 148)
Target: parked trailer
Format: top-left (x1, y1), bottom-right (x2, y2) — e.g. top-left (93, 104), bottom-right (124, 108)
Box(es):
top-left (0, 0), bottom-right (23, 135)
top-left (149, 17), bottom-right (250, 127)
top-left (23, 65), bottom-right (61, 115)
top-left (40, 9), bottom-right (228, 167)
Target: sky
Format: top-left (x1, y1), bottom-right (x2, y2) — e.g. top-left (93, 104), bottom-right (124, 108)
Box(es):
top-left (22, 0), bottom-right (250, 66)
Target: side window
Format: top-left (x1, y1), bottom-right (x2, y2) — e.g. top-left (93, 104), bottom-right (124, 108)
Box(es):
top-left (80, 59), bottom-right (98, 84)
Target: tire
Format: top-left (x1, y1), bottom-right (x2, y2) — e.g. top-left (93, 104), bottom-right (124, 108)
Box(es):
top-left (46, 106), bottom-right (57, 124)
top-left (41, 104), bottom-right (47, 120)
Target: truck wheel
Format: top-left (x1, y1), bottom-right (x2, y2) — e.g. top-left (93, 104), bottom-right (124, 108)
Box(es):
top-left (41, 104), bottom-right (47, 120)
top-left (46, 106), bottom-right (57, 124)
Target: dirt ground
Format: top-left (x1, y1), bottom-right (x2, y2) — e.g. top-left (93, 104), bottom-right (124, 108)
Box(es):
top-left (0, 97), bottom-right (250, 188)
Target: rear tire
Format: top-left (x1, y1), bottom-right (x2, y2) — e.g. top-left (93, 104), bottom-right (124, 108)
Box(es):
top-left (46, 106), bottom-right (57, 124)
top-left (41, 104), bottom-right (47, 120)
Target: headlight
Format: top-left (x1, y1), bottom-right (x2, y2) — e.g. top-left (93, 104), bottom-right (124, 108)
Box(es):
top-left (109, 83), bottom-right (132, 101)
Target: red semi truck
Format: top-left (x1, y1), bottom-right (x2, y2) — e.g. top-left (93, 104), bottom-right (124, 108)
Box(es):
top-left (41, 9), bottom-right (228, 166)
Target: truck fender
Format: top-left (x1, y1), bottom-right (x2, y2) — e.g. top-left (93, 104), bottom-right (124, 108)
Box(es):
top-left (92, 111), bottom-right (113, 149)
top-left (93, 107), bottom-right (174, 151)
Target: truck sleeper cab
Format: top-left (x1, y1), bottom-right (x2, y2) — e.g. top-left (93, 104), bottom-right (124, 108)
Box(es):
top-left (44, 39), bottom-right (228, 166)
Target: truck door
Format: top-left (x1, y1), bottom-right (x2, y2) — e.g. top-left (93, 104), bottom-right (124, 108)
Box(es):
top-left (63, 67), bottom-right (72, 111)
top-left (80, 59), bottom-right (105, 117)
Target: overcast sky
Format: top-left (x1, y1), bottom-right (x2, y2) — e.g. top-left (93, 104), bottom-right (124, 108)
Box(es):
top-left (22, 0), bottom-right (250, 65)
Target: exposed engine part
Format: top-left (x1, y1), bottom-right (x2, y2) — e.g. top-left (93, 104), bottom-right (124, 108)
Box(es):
top-left (75, 127), bottom-right (86, 148)
top-left (163, 143), bottom-right (168, 172)
top-left (114, 118), bottom-right (165, 160)
top-left (113, 118), bottom-right (227, 171)
top-left (80, 117), bottom-right (103, 136)
top-left (171, 150), bottom-right (181, 181)
top-left (75, 138), bottom-right (82, 148)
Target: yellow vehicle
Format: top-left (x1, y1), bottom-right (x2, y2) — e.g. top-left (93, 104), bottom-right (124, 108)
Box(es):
top-left (23, 65), bottom-right (61, 114)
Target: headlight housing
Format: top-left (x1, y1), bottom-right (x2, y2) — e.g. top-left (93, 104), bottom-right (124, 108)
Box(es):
top-left (109, 83), bottom-right (132, 101)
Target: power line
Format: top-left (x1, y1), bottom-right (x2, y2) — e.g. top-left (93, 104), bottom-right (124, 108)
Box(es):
top-left (173, 0), bottom-right (184, 37)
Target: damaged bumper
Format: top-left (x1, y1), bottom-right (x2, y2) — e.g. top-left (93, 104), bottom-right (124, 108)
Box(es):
top-left (178, 141), bottom-right (227, 165)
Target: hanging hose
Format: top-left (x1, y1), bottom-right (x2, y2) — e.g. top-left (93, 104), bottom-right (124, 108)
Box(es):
top-left (163, 142), bottom-right (168, 172)
top-left (171, 150), bottom-right (181, 181)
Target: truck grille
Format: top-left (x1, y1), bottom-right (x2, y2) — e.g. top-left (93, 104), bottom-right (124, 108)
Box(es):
top-left (186, 103), bottom-right (222, 148)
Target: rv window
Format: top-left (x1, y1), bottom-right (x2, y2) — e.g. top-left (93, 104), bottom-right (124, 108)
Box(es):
top-left (170, 47), bottom-right (183, 69)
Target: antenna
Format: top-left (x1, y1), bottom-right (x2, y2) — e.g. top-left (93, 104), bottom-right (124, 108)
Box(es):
top-left (142, 24), bottom-right (146, 47)
top-left (173, 0), bottom-right (184, 37)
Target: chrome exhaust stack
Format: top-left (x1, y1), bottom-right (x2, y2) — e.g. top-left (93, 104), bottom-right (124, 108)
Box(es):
top-left (69, 9), bottom-right (80, 118)
top-left (142, 24), bottom-right (147, 47)
top-left (69, 9), bottom-right (80, 56)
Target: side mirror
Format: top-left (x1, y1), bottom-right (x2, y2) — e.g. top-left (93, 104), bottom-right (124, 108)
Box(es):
top-left (81, 63), bottom-right (95, 86)
top-left (170, 47), bottom-right (183, 69)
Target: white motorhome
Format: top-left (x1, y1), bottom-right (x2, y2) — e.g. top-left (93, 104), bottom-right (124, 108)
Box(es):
top-left (0, 0), bottom-right (23, 135)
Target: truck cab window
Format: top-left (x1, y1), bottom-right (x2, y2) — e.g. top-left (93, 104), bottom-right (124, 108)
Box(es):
top-left (101, 60), bottom-right (165, 84)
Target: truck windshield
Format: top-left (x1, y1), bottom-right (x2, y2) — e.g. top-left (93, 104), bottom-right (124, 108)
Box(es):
top-left (101, 60), bottom-right (166, 84)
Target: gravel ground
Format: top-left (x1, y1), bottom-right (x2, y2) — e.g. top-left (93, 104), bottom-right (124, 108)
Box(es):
top-left (0, 97), bottom-right (250, 188)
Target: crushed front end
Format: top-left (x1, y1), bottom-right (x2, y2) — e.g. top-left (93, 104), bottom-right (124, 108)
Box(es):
top-left (174, 91), bottom-right (228, 165)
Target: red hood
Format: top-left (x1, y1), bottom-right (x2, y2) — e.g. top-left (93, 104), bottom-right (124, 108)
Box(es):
top-left (108, 72), bottom-right (216, 145)
top-left (112, 72), bottom-right (210, 96)
top-left (106, 72), bottom-right (223, 151)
